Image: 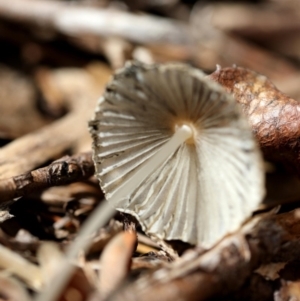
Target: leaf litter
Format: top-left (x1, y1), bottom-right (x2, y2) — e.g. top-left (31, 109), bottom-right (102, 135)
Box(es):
top-left (1, 1), bottom-right (300, 301)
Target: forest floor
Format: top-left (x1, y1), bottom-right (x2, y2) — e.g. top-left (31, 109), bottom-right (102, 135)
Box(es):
top-left (1, 1), bottom-right (300, 301)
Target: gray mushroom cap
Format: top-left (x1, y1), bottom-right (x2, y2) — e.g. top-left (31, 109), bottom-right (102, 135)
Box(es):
top-left (89, 61), bottom-right (265, 248)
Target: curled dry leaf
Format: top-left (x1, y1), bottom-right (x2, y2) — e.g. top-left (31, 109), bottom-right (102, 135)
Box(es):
top-left (208, 66), bottom-right (300, 175)
top-left (89, 61), bottom-right (265, 248)
top-left (99, 231), bottom-right (136, 299)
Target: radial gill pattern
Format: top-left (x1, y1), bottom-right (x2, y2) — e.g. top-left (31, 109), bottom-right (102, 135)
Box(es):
top-left (89, 61), bottom-right (265, 248)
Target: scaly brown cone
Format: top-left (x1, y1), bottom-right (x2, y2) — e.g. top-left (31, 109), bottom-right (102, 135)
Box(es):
top-left (208, 66), bottom-right (300, 175)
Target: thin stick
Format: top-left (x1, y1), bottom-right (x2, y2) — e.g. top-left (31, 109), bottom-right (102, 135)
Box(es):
top-left (0, 152), bottom-right (94, 203)
top-left (34, 125), bottom-right (193, 301)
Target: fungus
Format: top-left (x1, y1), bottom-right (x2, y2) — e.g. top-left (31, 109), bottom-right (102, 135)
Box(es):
top-left (35, 61), bottom-right (265, 301)
top-left (89, 61), bottom-right (265, 247)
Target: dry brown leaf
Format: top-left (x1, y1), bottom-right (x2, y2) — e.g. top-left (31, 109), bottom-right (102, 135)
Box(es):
top-left (99, 231), bottom-right (136, 299)
top-left (208, 66), bottom-right (300, 175)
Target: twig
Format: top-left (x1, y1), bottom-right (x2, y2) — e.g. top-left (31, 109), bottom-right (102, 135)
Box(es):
top-left (0, 152), bottom-right (94, 203)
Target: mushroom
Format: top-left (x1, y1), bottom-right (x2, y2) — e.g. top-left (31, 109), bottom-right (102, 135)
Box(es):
top-left (89, 61), bottom-right (265, 247)
top-left (35, 62), bottom-right (265, 301)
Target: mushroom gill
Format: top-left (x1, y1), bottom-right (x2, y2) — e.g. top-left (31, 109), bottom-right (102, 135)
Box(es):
top-left (89, 61), bottom-right (265, 247)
